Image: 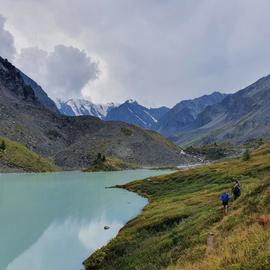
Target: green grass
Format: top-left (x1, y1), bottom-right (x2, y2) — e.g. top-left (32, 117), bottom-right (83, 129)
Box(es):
top-left (0, 137), bottom-right (58, 172)
top-left (121, 127), bottom-right (133, 136)
top-left (83, 157), bottom-right (139, 172)
top-left (84, 142), bottom-right (270, 270)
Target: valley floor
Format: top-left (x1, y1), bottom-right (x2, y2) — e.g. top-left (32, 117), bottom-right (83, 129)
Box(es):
top-left (84, 143), bottom-right (270, 270)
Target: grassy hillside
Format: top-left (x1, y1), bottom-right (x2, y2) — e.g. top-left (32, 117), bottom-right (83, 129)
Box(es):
top-left (84, 142), bottom-right (270, 270)
top-left (0, 137), bottom-right (58, 172)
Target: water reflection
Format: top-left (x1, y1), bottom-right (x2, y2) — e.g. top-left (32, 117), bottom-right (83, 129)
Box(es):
top-left (0, 170), bottom-right (172, 270)
top-left (7, 218), bottom-right (123, 270)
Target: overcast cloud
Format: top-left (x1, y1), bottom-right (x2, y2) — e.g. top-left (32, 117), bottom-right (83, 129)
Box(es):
top-left (0, 15), bottom-right (16, 60)
top-left (1, 0), bottom-right (270, 106)
top-left (16, 45), bottom-right (99, 99)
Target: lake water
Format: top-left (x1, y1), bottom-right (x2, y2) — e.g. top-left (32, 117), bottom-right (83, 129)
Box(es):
top-left (0, 170), bottom-right (173, 270)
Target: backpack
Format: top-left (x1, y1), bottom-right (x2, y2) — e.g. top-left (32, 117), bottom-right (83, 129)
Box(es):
top-left (233, 186), bottom-right (241, 196)
top-left (221, 192), bottom-right (229, 202)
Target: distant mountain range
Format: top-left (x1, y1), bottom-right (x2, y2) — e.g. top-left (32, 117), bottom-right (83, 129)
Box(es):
top-left (0, 56), bottom-right (193, 171)
top-left (56, 75), bottom-right (270, 147)
top-left (154, 92), bottom-right (227, 136)
top-left (56, 93), bottom-right (227, 135)
top-left (57, 98), bottom-right (170, 129)
top-left (4, 54), bottom-right (270, 150)
top-left (173, 75), bottom-right (270, 145)
top-left (106, 100), bottom-right (170, 129)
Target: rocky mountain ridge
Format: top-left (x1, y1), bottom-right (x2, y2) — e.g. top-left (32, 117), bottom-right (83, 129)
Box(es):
top-left (155, 91), bottom-right (227, 136)
top-left (106, 99), bottom-right (170, 129)
top-left (174, 75), bottom-right (270, 145)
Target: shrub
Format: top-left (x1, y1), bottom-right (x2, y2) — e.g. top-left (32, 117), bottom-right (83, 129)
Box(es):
top-left (242, 148), bottom-right (251, 161)
top-left (97, 153), bottom-right (102, 159)
top-left (93, 153), bottom-right (106, 165)
top-left (121, 127), bottom-right (133, 136)
top-left (0, 140), bottom-right (6, 151)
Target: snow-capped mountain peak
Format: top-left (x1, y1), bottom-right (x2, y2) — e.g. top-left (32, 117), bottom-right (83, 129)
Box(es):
top-left (56, 98), bottom-right (169, 130)
top-left (56, 98), bottom-right (119, 119)
top-left (126, 99), bottom-right (136, 103)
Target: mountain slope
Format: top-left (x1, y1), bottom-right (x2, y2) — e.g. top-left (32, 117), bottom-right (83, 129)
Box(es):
top-left (174, 75), bottom-right (270, 145)
top-left (149, 106), bottom-right (170, 121)
top-left (84, 143), bottom-right (270, 270)
top-left (56, 98), bottom-right (117, 119)
top-left (106, 99), bottom-right (169, 129)
top-left (155, 92), bottom-right (227, 136)
top-left (0, 57), bottom-right (195, 169)
top-left (20, 71), bottom-right (59, 113)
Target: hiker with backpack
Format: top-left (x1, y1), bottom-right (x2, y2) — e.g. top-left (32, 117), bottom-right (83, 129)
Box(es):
top-left (220, 191), bottom-right (230, 216)
top-left (220, 180), bottom-right (241, 216)
top-left (232, 179), bottom-right (241, 200)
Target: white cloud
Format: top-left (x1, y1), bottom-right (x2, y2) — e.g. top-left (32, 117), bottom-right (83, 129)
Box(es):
top-left (15, 46), bottom-right (48, 82)
top-left (0, 15), bottom-right (16, 60)
top-left (15, 45), bottom-right (99, 100)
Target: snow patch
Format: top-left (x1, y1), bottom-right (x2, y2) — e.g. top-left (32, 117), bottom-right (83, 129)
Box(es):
top-left (143, 110), bottom-right (158, 123)
top-left (56, 98), bottom-right (119, 118)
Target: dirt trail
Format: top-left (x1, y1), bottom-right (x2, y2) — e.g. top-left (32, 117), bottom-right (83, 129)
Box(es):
top-left (206, 232), bottom-right (215, 254)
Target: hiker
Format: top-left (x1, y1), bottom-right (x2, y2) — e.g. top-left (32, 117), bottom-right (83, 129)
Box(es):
top-left (220, 191), bottom-right (230, 216)
top-left (232, 179), bottom-right (241, 200)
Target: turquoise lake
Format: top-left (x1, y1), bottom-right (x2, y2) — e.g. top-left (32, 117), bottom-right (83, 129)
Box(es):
top-left (0, 170), bottom-right (173, 270)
